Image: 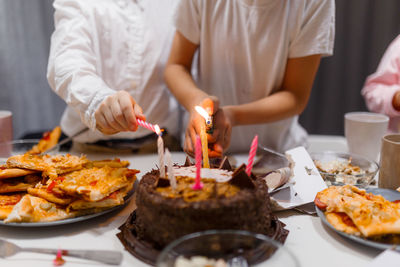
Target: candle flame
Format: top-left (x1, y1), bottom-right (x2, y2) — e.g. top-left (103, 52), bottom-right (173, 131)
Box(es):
top-left (195, 106), bottom-right (209, 120)
top-left (155, 125), bottom-right (162, 136)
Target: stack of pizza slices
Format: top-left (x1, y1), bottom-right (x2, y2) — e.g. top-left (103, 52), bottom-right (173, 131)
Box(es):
top-left (315, 185), bottom-right (400, 238)
top-left (0, 153), bottom-right (138, 223)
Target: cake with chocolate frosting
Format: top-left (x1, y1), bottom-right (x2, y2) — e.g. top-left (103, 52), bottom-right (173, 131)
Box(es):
top-left (117, 157), bottom-right (288, 265)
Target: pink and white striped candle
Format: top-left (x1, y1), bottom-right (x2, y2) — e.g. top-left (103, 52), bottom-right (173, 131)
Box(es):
top-left (246, 135), bottom-right (258, 176)
top-left (136, 118), bottom-right (157, 133)
top-left (192, 135), bottom-right (203, 190)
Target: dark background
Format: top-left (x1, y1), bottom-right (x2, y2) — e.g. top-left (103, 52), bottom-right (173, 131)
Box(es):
top-left (1, 0), bottom-right (400, 139)
top-left (300, 0), bottom-right (400, 135)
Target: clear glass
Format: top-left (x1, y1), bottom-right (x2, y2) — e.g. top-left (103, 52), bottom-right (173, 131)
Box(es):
top-left (0, 139), bottom-right (60, 163)
top-left (156, 230), bottom-right (299, 267)
top-left (311, 151), bottom-right (379, 187)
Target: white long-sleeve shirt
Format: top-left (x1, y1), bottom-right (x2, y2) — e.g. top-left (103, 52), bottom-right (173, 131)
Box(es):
top-left (47, 0), bottom-right (179, 143)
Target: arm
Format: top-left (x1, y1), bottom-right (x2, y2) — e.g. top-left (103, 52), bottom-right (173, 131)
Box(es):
top-left (212, 55), bottom-right (321, 152)
top-left (361, 36), bottom-right (400, 116)
top-left (165, 31), bottom-right (213, 154)
top-left (164, 31), bottom-right (205, 111)
top-left (47, 0), bottom-right (143, 135)
top-left (224, 54), bottom-right (321, 126)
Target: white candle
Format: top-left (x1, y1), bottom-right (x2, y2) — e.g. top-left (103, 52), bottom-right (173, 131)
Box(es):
top-left (155, 125), bottom-right (165, 177)
top-left (165, 148), bottom-right (177, 190)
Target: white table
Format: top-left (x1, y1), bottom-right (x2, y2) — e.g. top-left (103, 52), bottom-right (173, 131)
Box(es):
top-left (0, 135), bottom-right (381, 267)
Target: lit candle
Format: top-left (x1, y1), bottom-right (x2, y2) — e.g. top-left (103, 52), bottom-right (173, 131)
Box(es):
top-left (200, 123), bottom-right (210, 168)
top-left (165, 148), bottom-right (177, 190)
top-left (192, 135), bottom-right (203, 190)
top-left (246, 135), bottom-right (258, 176)
top-left (195, 106), bottom-right (210, 168)
top-left (155, 125), bottom-right (165, 177)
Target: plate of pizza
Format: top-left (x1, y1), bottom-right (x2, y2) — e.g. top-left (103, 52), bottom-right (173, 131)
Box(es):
top-left (0, 155), bottom-right (138, 227)
top-left (0, 127), bottom-right (139, 226)
top-left (315, 185), bottom-right (400, 251)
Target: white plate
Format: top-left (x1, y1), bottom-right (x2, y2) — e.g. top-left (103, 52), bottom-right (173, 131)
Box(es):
top-left (0, 182), bottom-right (136, 227)
top-left (316, 187), bottom-right (400, 251)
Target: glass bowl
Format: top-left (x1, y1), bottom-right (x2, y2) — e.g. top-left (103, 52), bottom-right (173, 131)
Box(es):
top-left (310, 151), bottom-right (379, 187)
top-left (156, 230), bottom-right (299, 267)
top-left (0, 139), bottom-right (60, 163)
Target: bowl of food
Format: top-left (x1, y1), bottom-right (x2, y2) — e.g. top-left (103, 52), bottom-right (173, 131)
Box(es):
top-left (311, 151), bottom-right (379, 187)
top-left (156, 230), bottom-right (299, 267)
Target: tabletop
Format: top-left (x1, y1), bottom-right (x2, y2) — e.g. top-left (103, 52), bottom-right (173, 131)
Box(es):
top-left (0, 135), bottom-right (381, 267)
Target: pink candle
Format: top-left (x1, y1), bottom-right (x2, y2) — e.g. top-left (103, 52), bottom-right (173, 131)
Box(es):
top-left (192, 135), bottom-right (203, 190)
top-left (136, 118), bottom-right (157, 133)
top-left (246, 135), bottom-right (258, 176)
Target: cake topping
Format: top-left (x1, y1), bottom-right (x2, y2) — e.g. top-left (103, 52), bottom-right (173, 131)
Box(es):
top-left (172, 166), bottom-right (233, 183)
top-left (218, 156), bottom-right (232, 170)
top-left (229, 164), bottom-right (255, 189)
top-left (184, 156), bottom-right (192, 167)
top-left (156, 177), bottom-right (170, 188)
top-left (156, 176), bottom-right (240, 202)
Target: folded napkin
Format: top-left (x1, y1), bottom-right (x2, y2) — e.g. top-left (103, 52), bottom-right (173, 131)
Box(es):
top-left (268, 146), bottom-right (327, 211)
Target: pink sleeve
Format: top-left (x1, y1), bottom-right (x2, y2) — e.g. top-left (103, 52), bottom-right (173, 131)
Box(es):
top-left (361, 35), bottom-right (400, 118)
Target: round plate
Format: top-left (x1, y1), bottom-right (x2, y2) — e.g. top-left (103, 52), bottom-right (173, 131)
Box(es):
top-left (316, 187), bottom-right (400, 251)
top-left (0, 181), bottom-right (137, 227)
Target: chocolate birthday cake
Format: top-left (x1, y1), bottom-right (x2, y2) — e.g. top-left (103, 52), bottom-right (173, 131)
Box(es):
top-left (117, 157), bottom-right (288, 265)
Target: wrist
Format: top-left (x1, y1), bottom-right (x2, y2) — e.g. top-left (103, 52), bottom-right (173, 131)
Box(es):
top-left (223, 106), bottom-right (237, 127)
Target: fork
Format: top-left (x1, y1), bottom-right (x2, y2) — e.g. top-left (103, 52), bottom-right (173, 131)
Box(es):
top-left (0, 239), bottom-right (122, 265)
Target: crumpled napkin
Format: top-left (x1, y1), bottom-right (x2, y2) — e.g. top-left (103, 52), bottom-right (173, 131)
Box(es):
top-left (266, 146), bottom-right (327, 211)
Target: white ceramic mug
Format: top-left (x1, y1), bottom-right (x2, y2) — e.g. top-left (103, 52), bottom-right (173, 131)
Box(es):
top-left (379, 134), bottom-right (400, 189)
top-left (0, 110), bottom-right (13, 157)
top-left (344, 112), bottom-right (389, 162)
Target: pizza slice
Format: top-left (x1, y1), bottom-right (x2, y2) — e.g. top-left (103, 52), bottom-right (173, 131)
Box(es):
top-left (325, 212), bottom-right (361, 235)
top-left (315, 185), bottom-right (400, 237)
top-left (27, 126), bottom-right (61, 154)
top-left (0, 193), bottom-right (24, 220)
top-left (27, 186), bottom-right (74, 206)
top-left (67, 190), bottom-right (125, 211)
top-left (0, 175), bottom-right (41, 193)
top-left (0, 167), bottom-right (39, 179)
top-left (6, 154), bottom-right (89, 178)
top-left (84, 158), bottom-right (130, 169)
top-left (55, 166), bottom-right (138, 202)
top-left (4, 194), bottom-right (77, 223)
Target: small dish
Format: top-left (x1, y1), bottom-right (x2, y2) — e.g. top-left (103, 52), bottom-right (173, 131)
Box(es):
top-left (156, 230), bottom-right (299, 267)
top-left (310, 151), bottom-right (379, 187)
top-left (0, 139), bottom-right (60, 163)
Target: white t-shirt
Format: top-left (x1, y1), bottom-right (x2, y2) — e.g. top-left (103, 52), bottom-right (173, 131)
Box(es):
top-left (47, 0), bottom-right (180, 142)
top-left (174, 0), bottom-right (335, 153)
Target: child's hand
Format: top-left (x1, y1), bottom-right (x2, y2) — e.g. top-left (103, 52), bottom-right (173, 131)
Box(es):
top-left (211, 107), bottom-right (233, 154)
top-left (184, 97), bottom-right (220, 157)
top-left (94, 91), bottom-right (145, 135)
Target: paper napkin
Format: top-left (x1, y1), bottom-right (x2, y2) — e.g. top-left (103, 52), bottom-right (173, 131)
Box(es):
top-left (270, 146), bottom-right (327, 210)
